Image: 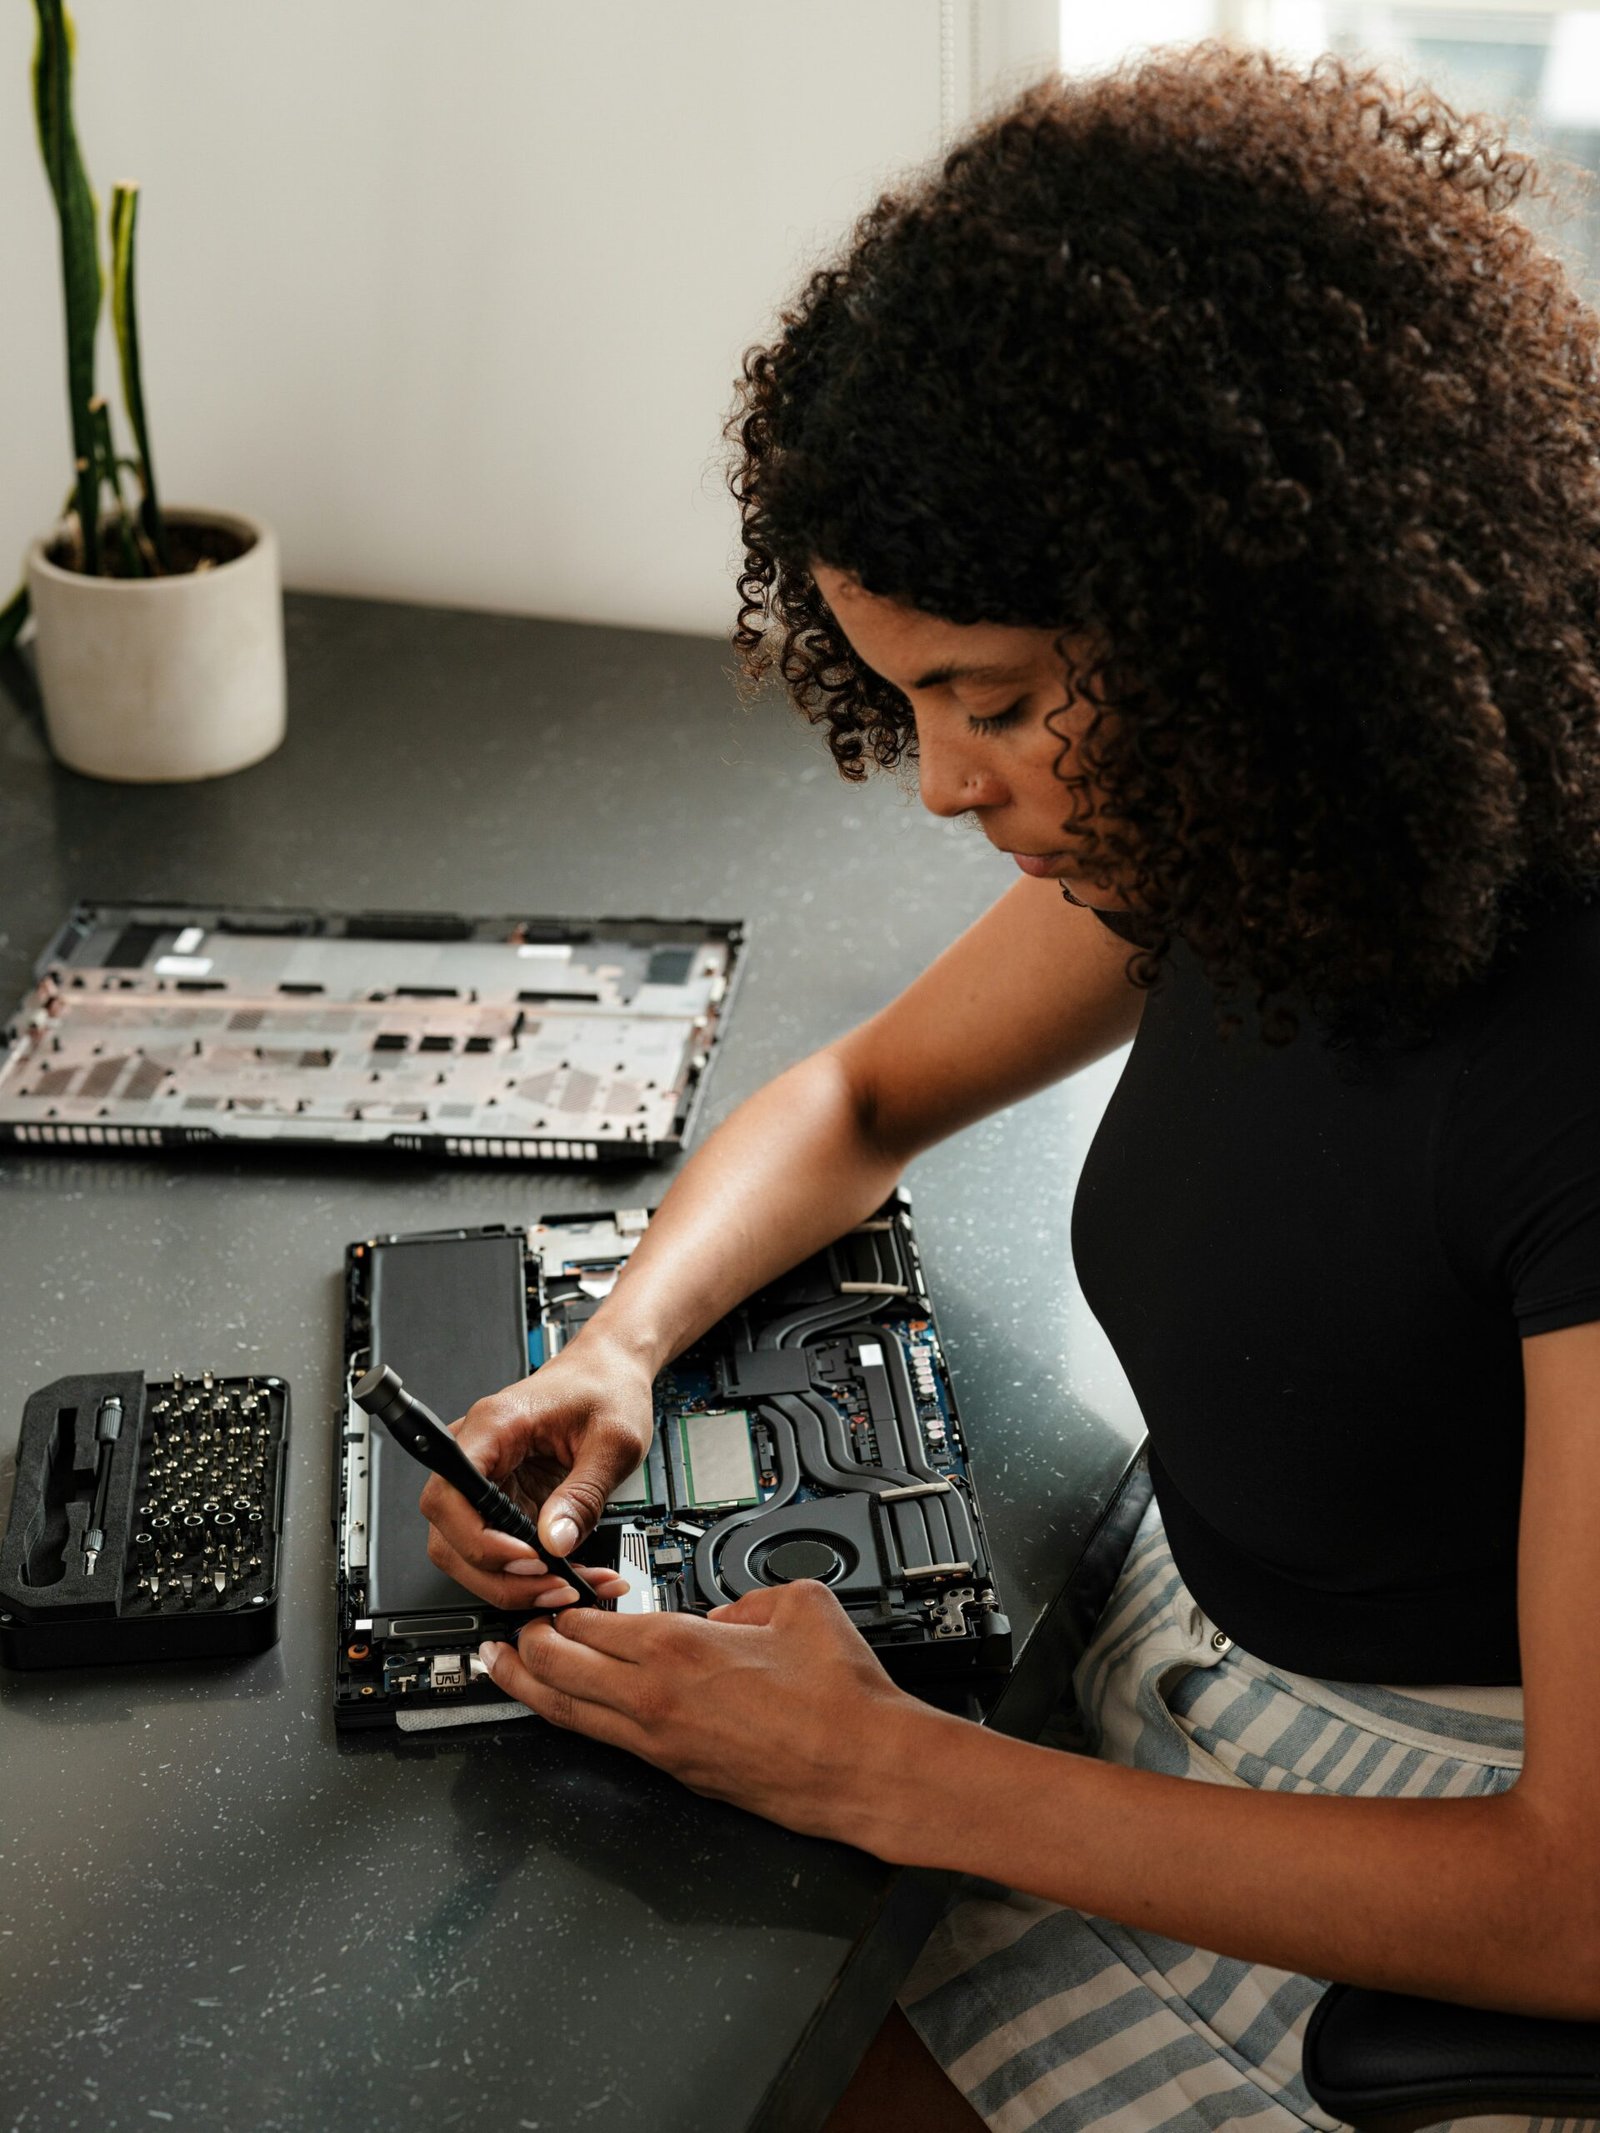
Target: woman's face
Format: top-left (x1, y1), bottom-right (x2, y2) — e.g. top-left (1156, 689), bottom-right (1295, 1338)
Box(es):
top-left (811, 563), bottom-right (1130, 908)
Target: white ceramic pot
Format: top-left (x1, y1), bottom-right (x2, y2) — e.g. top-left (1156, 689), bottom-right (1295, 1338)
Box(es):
top-left (25, 506), bottom-right (286, 782)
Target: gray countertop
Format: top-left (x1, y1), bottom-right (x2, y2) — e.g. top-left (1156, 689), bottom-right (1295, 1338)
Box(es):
top-left (0, 594), bottom-right (1144, 2133)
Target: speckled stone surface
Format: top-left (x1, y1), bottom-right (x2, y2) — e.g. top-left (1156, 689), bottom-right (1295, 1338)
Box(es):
top-left (0, 595), bottom-right (1144, 2133)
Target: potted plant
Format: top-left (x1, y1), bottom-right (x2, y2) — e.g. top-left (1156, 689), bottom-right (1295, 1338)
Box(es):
top-left (3, 0), bottom-right (285, 782)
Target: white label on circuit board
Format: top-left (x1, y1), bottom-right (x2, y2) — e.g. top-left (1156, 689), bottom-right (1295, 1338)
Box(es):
top-left (153, 954), bottom-right (213, 977)
top-left (516, 944), bottom-right (574, 959)
top-left (858, 1342), bottom-right (885, 1367)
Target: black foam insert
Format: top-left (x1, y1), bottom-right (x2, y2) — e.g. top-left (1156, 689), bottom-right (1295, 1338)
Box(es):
top-left (0, 1373), bottom-right (144, 1619)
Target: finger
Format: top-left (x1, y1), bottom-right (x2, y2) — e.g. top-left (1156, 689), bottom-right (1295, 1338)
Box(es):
top-left (707, 1587), bottom-right (784, 1625)
top-left (476, 1635), bottom-right (643, 1751)
top-left (529, 1567), bottom-right (631, 1609)
top-left (541, 1602), bottom-right (684, 1658)
top-left (418, 1470), bottom-right (548, 1576)
top-left (433, 1535), bottom-right (631, 1604)
top-left (423, 1525), bottom-right (568, 1612)
top-left (423, 1519), bottom-right (632, 1611)
top-left (537, 1423), bottom-right (652, 1557)
top-left (513, 1615), bottom-right (645, 1718)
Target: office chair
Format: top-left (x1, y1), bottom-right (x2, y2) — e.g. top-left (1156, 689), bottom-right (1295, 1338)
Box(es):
top-left (1074, 1461), bottom-right (1600, 2131)
top-left (1301, 1983), bottom-right (1600, 2131)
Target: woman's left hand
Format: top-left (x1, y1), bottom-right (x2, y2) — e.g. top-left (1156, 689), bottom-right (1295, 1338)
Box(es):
top-left (475, 1579), bottom-right (929, 1846)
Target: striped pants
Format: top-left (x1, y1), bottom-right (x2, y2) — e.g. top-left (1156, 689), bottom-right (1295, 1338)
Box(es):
top-left (899, 1491), bottom-right (1577, 2133)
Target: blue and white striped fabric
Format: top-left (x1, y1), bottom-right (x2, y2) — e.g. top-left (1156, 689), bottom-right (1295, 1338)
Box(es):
top-left (899, 1491), bottom-right (1576, 2133)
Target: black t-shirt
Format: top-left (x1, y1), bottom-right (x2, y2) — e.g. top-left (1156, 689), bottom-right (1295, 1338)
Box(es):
top-left (1071, 895), bottom-right (1600, 1683)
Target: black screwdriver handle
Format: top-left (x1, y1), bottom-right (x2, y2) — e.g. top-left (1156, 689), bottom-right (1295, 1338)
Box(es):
top-left (85, 1394), bottom-right (124, 1562)
top-left (352, 1363), bottom-right (602, 1606)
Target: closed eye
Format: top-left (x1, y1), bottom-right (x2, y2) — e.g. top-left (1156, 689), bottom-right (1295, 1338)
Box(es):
top-left (966, 699), bottom-right (1027, 735)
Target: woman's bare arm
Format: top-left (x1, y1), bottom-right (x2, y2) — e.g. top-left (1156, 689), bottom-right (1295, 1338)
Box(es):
top-left (425, 876), bottom-right (1143, 1577)
top-left (585, 875), bottom-right (1144, 1376)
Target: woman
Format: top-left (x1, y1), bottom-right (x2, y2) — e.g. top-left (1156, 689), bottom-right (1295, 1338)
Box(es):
top-left (426, 44), bottom-right (1600, 2130)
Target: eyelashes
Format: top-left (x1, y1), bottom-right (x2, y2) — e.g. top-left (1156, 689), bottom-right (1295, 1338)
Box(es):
top-left (965, 699), bottom-right (1027, 735)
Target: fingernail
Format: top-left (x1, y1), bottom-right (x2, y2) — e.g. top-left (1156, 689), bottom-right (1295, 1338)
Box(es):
top-left (546, 1514), bottom-right (580, 1555)
top-left (477, 1640), bottom-right (504, 1667)
top-left (505, 1559), bottom-right (549, 1577)
top-left (534, 1590), bottom-right (576, 1610)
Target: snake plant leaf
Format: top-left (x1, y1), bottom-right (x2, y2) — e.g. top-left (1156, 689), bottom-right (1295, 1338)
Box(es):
top-left (0, 587), bottom-right (29, 660)
top-left (32, 0), bottom-right (102, 575)
top-left (110, 182), bottom-right (169, 570)
top-left (90, 396), bottom-right (143, 578)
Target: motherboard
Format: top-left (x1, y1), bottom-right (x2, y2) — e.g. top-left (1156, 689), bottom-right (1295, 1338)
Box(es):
top-left (335, 1197), bottom-right (1011, 1729)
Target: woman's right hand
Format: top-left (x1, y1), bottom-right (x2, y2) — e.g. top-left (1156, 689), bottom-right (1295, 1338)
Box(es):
top-left (417, 1325), bottom-right (654, 1612)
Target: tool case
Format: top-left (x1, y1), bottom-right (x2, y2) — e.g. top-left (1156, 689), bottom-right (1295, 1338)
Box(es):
top-left (0, 1370), bottom-right (289, 1668)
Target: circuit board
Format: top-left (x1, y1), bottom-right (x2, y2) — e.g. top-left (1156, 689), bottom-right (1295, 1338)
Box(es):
top-left (0, 902), bottom-right (743, 1164)
top-left (335, 1197), bottom-right (1011, 1729)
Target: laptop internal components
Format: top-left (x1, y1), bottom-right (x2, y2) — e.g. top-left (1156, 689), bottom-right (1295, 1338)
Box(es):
top-left (0, 901), bottom-right (743, 1164)
top-left (335, 1196), bottom-right (1011, 1730)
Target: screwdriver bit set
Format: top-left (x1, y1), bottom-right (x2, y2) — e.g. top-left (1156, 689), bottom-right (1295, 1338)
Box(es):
top-left (0, 1370), bottom-right (289, 1668)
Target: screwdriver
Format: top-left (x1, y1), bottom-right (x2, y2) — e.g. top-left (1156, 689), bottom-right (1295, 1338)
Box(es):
top-left (351, 1363), bottom-right (605, 1608)
top-left (83, 1394), bottom-right (123, 1576)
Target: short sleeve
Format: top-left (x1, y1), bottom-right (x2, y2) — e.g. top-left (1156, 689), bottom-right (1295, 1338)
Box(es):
top-left (1437, 901), bottom-right (1600, 1339)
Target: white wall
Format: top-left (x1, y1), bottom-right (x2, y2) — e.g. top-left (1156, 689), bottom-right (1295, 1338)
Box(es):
top-left (1, 0), bottom-right (1056, 638)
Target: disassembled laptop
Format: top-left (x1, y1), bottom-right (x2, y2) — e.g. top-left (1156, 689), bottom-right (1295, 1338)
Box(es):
top-left (0, 900), bottom-right (1011, 1731)
top-left (336, 1199), bottom-right (1011, 1730)
top-left (0, 901), bottom-right (743, 1164)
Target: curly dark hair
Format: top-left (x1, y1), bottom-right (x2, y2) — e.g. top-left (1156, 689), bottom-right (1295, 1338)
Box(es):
top-left (727, 42), bottom-right (1600, 1045)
